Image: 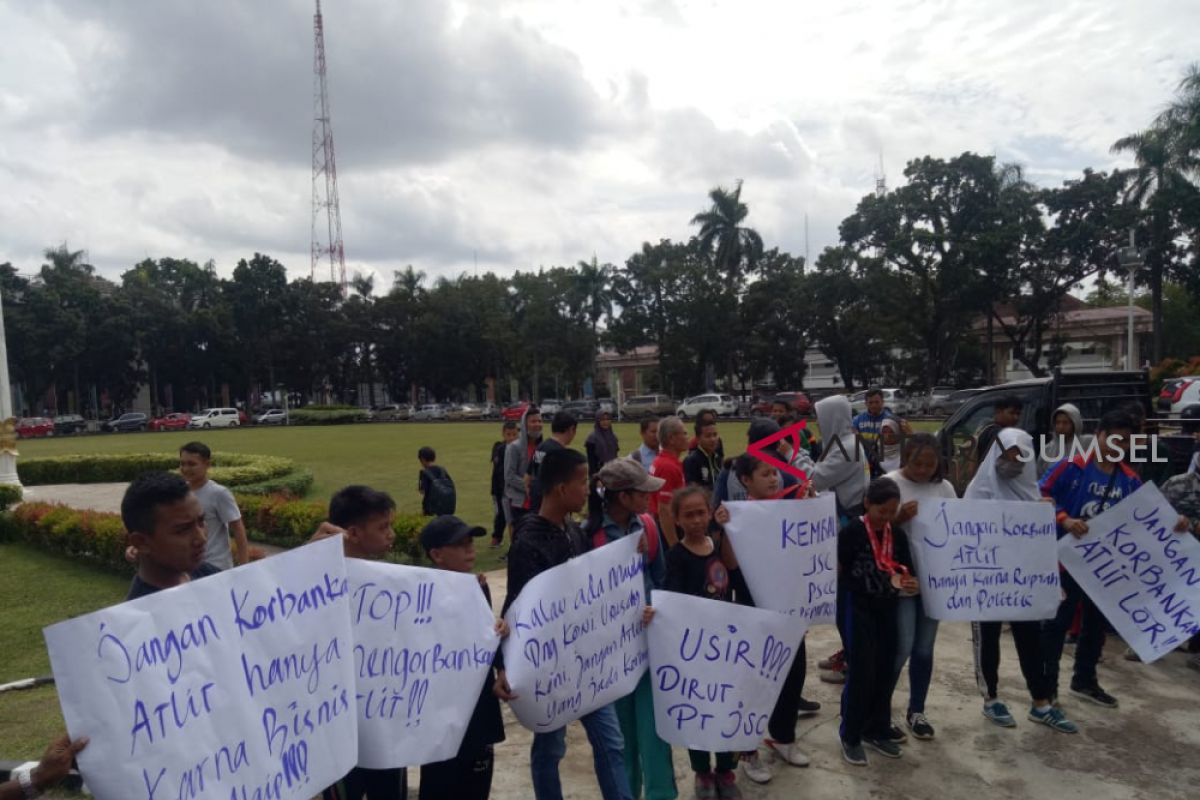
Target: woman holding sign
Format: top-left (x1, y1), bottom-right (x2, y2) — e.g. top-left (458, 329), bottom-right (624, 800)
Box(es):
top-left (965, 428), bottom-right (1076, 734)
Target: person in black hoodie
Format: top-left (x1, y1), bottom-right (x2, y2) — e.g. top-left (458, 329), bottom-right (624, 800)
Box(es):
top-left (837, 477), bottom-right (917, 767)
top-left (497, 448), bottom-right (634, 800)
top-left (490, 421), bottom-right (519, 547)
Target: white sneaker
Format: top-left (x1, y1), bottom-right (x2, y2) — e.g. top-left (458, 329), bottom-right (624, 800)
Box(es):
top-left (764, 739), bottom-right (810, 767)
top-left (740, 752), bottom-right (772, 784)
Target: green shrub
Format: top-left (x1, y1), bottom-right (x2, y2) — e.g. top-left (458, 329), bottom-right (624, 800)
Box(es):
top-left (298, 404), bottom-right (360, 411)
top-left (3, 502), bottom-right (133, 573)
top-left (232, 468), bottom-right (315, 498)
top-left (17, 452), bottom-right (301, 491)
top-left (288, 408), bottom-right (369, 426)
top-left (0, 483), bottom-right (21, 511)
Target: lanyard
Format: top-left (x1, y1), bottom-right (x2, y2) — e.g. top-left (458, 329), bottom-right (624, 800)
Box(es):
top-left (862, 515), bottom-right (909, 576)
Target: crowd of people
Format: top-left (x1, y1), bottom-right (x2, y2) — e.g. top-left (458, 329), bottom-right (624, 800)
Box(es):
top-left (10, 389), bottom-right (1199, 800)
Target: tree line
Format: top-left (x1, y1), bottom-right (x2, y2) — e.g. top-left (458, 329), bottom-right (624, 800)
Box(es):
top-left (2, 67), bottom-right (1198, 417)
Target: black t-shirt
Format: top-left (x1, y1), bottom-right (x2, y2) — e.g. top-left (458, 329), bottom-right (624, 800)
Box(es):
top-left (126, 563), bottom-right (221, 601)
top-left (490, 442), bottom-right (507, 497)
top-left (665, 537), bottom-right (731, 602)
top-left (526, 439), bottom-right (566, 511)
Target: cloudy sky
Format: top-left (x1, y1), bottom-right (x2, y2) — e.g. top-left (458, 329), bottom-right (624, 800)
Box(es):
top-left (1, 0), bottom-right (1196, 288)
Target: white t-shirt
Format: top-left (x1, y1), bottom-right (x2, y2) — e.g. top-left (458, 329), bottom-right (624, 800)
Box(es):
top-left (194, 480), bottom-right (242, 570)
top-left (884, 469), bottom-right (958, 507)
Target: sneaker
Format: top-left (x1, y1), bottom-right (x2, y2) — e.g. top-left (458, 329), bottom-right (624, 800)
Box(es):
top-left (740, 752), bottom-right (771, 784)
top-left (1070, 682), bottom-right (1118, 708)
top-left (863, 737), bottom-right (903, 759)
top-left (886, 723), bottom-right (908, 743)
top-left (489, 539), bottom-right (502, 549)
top-left (1123, 647), bottom-right (1142, 662)
top-left (982, 700), bottom-right (1016, 728)
top-left (840, 739), bottom-right (868, 767)
top-left (1028, 705), bottom-right (1079, 734)
top-left (818, 650), bottom-right (844, 670)
top-left (715, 770), bottom-right (742, 800)
top-left (906, 711), bottom-right (935, 740)
top-left (764, 739), bottom-right (810, 767)
top-left (694, 772), bottom-right (718, 800)
top-left (796, 697), bottom-right (821, 717)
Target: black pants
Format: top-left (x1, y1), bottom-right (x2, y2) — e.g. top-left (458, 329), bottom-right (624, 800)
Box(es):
top-left (767, 636), bottom-right (807, 743)
top-left (322, 767), bottom-right (407, 800)
top-left (1042, 570), bottom-right (1107, 696)
top-left (972, 621), bottom-right (1050, 702)
top-left (839, 600), bottom-right (898, 747)
top-left (419, 745), bottom-right (494, 800)
top-left (491, 496), bottom-right (506, 542)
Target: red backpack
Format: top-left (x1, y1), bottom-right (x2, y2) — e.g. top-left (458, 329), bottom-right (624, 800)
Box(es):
top-left (592, 513), bottom-right (660, 563)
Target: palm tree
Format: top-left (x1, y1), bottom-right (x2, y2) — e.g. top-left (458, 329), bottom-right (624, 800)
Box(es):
top-left (392, 265), bottom-right (426, 302)
top-left (573, 256), bottom-right (612, 338)
top-left (690, 180), bottom-right (764, 290)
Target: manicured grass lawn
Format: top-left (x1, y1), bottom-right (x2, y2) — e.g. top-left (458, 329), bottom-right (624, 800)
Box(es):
top-left (0, 544), bottom-right (129, 761)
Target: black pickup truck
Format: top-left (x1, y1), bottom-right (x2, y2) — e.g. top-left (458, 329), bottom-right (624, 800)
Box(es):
top-left (937, 370), bottom-right (1194, 494)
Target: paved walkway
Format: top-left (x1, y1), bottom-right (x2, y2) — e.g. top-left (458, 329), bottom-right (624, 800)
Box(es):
top-left (20, 483), bottom-right (1200, 798)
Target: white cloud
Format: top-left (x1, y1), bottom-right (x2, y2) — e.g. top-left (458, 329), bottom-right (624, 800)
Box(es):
top-left (0, 0), bottom-right (1197, 285)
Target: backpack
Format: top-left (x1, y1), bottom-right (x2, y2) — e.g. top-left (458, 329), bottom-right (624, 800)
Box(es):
top-left (592, 512), bottom-right (660, 563)
top-left (423, 468), bottom-right (457, 515)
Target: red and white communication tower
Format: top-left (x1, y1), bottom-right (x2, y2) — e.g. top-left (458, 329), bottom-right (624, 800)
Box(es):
top-left (311, 0), bottom-right (347, 292)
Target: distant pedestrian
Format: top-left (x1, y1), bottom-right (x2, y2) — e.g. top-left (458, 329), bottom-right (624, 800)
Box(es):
top-left (179, 441), bottom-right (249, 570)
top-left (632, 418), bottom-right (660, 469)
top-left (585, 410), bottom-right (620, 476)
top-left (490, 421), bottom-right (519, 547)
top-left (528, 411), bottom-right (578, 511)
top-left (503, 406), bottom-right (543, 528)
top-left (418, 446), bottom-right (457, 516)
top-left (683, 415), bottom-right (721, 489)
top-left (649, 416), bottom-right (689, 547)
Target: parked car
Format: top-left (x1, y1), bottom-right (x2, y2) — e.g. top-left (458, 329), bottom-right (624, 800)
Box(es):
top-left (479, 402), bottom-right (499, 419)
top-left (102, 412), bottom-right (149, 432)
top-left (598, 398), bottom-right (615, 416)
top-left (188, 408), bottom-right (241, 429)
top-left (254, 409), bottom-right (288, 425)
top-left (16, 417), bottom-right (54, 438)
top-left (918, 386), bottom-right (959, 414)
top-left (1158, 377), bottom-right (1200, 417)
top-left (539, 398), bottom-right (564, 415)
top-left (929, 388), bottom-right (982, 417)
top-left (411, 404), bottom-right (447, 421)
top-left (149, 412), bottom-right (192, 432)
top-left (52, 414), bottom-right (87, 435)
top-left (458, 404), bottom-right (484, 420)
top-left (371, 403), bottom-right (410, 421)
top-left (500, 402), bottom-right (530, 421)
top-left (676, 393), bottom-right (738, 419)
top-left (848, 388), bottom-right (911, 416)
top-left (751, 391), bottom-right (814, 416)
top-left (621, 394), bottom-right (675, 420)
top-left (561, 399), bottom-right (599, 420)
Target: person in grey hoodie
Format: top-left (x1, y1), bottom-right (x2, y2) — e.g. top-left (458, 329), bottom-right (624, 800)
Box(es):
top-left (503, 405), bottom-right (543, 529)
top-left (1036, 402), bottom-right (1089, 477)
top-left (812, 395), bottom-right (870, 520)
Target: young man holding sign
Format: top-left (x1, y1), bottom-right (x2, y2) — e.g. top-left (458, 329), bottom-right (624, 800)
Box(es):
top-left (498, 448), bottom-right (635, 800)
top-left (1040, 410), bottom-right (1190, 708)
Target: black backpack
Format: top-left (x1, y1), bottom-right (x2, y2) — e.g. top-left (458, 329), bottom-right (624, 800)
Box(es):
top-left (423, 468), bottom-right (457, 515)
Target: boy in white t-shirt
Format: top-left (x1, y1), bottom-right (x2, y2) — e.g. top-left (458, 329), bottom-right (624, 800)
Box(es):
top-left (179, 441), bottom-right (248, 570)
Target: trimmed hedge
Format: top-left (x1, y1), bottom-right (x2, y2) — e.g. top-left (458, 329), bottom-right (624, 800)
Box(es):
top-left (17, 452), bottom-right (301, 491)
top-left (232, 468), bottom-right (315, 498)
top-left (237, 493), bottom-right (427, 562)
top-left (288, 408), bottom-right (370, 425)
top-left (0, 495), bottom-right (428, 572)
top-left (0, 483), bottom-right (21, 511)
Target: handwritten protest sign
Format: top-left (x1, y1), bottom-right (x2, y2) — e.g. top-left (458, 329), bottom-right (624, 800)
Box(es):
top-left (647, 591), bottom-right (805, 751)
top-left (908, 499), bottom-right (1059, 621)
top-left (502, 534), bottom-right (648, 732)
top-left (723, 495), bottom-right (838, 625)
top-left (44, 537), bottom-right (357, 800)
top-left (1059, 482), bottom-right (1200, 663)
top-left (347, 560), bottom-right (499, 768)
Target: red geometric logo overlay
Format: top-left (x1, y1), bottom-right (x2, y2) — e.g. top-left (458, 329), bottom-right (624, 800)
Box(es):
top-left (746, 419), bottom-right (811, 486)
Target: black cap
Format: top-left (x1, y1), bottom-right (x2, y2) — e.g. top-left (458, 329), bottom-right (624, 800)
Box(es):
top-left (747, 417), bottom-right (781, 444)
top-left (419, 515), bottom-right (486, 550)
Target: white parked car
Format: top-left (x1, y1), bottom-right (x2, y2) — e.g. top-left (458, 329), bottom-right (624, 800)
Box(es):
top-left (676, 393), bottom-right (738, 419)
top-left (254, 408), bottom-right (288, 425)
top-left (411, 404), bottom-right (447, 421)
top-left (189, 407), bottom-right (241, 428)
top-left (848, 388), bottom-right (911, 416)
top-left (1158, 377), bottom-right (1200, 417)
top-left (539, 398), bottom-right (563, 415)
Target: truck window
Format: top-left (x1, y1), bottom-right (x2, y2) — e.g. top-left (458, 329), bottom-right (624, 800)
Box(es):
top-left (943, 386), bottom-right (1043, 494)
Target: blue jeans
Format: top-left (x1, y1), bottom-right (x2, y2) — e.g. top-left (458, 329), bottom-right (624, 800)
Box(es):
top-left (530, 704), bottom-right (634, 800)
top-left (893, 596), bottom-right (939, 715)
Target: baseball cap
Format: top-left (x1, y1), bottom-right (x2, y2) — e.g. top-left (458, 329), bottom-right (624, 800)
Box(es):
top-left (597, 458), bottom-right (665, 493)
top-left (419, 515), bottom-right (486, 550)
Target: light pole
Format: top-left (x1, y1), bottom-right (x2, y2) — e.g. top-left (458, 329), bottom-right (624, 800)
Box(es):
top-left (0, 285), bottom-right (21, 486)
top-left (1116, 230), bottom-right (1144, 372)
